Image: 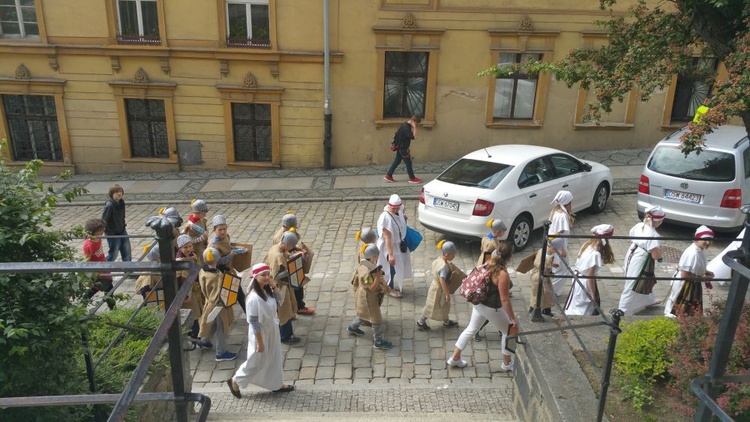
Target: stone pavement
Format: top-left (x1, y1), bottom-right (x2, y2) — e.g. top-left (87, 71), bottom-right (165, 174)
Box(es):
top-left (43, 147), bottom-right (650, 204)
top-left (49, 191), bottom-right (735, 420)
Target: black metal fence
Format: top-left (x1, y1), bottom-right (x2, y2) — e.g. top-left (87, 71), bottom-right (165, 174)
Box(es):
top-left (0, 214), bottom-right (210, 422)
top-left (524, 213), bottom-right (750, 422)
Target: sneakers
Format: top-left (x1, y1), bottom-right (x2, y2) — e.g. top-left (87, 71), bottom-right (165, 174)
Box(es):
top-left (281, 336), bottom-right (301, 345)
top-left (447, 356), bottom-right (468, 368)
top-left (215, 351), bottom-right (238, 362)
top-left (408, 177), bottom-right (423, 184)
top-left (347, 325), bottom-right (365, 336)
top-left (416, 320), bottom-right (431, 332)
top-left (442, 320), bottom-right (459, 328)
top-left (361, 320), bottom-right (372, 327)
top-left (373, 340), bottom-right (394, 350)
top-left (384, 175), bottom-right (396, 183)
top-left (197, 340), bottom-right (213, 349)
top-left (500, 360), bottom-right (515, 373)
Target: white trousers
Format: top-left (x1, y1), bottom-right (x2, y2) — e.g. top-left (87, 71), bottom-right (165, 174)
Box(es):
top-left (455, 303), bottom-right (512, 357)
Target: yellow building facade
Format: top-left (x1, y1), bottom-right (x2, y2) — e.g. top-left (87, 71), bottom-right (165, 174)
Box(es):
top-left (0, 0), bottom-right (726, 174)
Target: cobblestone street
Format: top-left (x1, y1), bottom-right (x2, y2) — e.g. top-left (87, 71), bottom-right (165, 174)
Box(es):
top-left (51, 194), bottom-right (733, 419)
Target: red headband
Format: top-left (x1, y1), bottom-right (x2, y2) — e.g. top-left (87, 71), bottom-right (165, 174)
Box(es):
top-left (252, 264), bottom-right (270, 276)
top-left (650, 213), bottom-right (666, 221)
top-left (695, 230), bottom-right (714, 239)
top-left (594, 229), bottom-right (614, 237)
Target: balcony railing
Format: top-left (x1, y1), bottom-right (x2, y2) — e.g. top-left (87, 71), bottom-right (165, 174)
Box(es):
top-left (117, 33), bottom-right (162, 46)
top-left (226, 36), bottom-right (271, 49)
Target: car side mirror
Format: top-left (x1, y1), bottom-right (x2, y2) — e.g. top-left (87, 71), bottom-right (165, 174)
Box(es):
top-left (583, 163), bottom-right (592, 172)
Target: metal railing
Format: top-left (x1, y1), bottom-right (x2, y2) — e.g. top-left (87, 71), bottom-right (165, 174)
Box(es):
top-left (0, 214), bottom-right (210, 422)
top-left (526, 211), bottom-right (750, 422)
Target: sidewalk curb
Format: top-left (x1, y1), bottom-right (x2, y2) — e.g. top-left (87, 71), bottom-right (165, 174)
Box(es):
top-left (54, 189), bottom-right (638, 207)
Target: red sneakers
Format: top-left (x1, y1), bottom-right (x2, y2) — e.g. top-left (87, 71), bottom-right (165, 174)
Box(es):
top-left (408, 177), bottom-right (423, 184)
top-left (384, 175), bottom-right (396, 183)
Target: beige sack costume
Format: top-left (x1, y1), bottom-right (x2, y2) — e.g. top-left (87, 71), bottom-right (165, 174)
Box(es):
top-left (273, 227), bottom-right (315, 274)
top-left (198, 267), bottom-right (234, 338)
top-left (135, 274), bottom-right (159, 296)
top-left (264, 244), bottom-right (298, 325)
top-left (529, 249), bottom-right (556, 309)
top-left (176, 252), bottom-right (207, 330)
top-left (422, 258), bottom-right (463, 321)
top-left (353, 260), bottom-right (387, 324)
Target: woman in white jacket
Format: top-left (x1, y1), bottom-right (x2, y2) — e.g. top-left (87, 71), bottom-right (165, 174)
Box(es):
top-left (376, 194), bottom-right (413, 298)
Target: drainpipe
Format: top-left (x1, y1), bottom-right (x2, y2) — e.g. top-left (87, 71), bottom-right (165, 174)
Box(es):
top-left (323, 0), bottom-right (332, 169)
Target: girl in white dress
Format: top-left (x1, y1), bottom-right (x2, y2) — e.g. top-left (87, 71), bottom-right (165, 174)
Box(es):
top-left (664, 226), bottom-right (715, 317)
top-left (565, 224), bottom-right (615, 316)
top-left (618, 205), bottom-right (665, 315)
top-left (376, 194), bottom-right (413, 298)
top-left (227, 263), bottom-right (295, 398)
top-left (549, 190), bottom-right (574, 295)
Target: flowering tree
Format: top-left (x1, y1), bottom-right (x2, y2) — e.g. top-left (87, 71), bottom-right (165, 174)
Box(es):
top-left (480, 0), bottom-right (750, 155)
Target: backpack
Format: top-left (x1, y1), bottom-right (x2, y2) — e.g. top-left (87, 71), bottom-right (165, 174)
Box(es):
top-left (459, 266), bottom-right (492, 305)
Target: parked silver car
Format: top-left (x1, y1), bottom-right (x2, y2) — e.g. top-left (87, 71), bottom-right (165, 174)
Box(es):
top-left (636, 125), bottom-right (750, 231)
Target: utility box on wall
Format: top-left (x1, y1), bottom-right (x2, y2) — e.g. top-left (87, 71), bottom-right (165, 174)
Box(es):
top-left (177, 140), bottom-right (202, 167)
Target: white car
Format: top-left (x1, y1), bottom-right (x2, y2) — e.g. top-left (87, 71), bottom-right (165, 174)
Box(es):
top-left (417, 145), bottom-right (613, 250)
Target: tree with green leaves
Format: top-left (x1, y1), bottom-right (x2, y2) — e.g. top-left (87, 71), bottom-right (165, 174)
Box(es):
top-left (0, 141), bottom-right (90, 419)
top-left (481, 0), bottom-right (749, 155)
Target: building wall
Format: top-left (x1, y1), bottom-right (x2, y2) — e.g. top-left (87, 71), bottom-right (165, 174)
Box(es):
top-left (0, 0), bottom-right (733, 174)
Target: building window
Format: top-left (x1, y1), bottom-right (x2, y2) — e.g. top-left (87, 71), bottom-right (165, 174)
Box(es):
top-left (2, 94), bottom-right (61, 161)
top-left (384, 51), bottom-right (428, 119)
top-left (0, 0), bottom-right (38, 38)
top-left (231, 103), bottom-right (271, 162)
top-left (493, 53), bottom-right (541, 120)
top-left (125, 99), bottom-right (169, 159)
top-left (117, 0), bottom-right (160, 45)
top-left (226, 0), bottom-right (270, 48)
top-left (670, 58), bottom-right (718, 123)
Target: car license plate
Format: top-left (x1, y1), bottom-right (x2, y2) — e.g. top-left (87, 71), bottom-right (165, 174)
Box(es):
top-left (664, 189), bottom-right (701, 204)
top-left (433, 198), bottom-right (459, 212)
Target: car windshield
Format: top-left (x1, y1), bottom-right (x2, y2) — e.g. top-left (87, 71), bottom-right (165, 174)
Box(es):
top-left (437, 158), bottom-right (513, 189)
top-left (648, 146), bottom-right (736, 182)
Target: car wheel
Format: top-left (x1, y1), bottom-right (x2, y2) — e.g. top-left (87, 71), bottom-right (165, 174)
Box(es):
top-left (590, 182), bottom-right (609, 213)
top-left (509, 215), bottom-right (532, 251)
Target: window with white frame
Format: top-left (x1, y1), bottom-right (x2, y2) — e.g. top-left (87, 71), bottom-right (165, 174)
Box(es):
top-left (226, 0), bottom-right (269, 48)
top-left (117, 0), bottom-right (160, 45)
top-left (0, 0), bottom-right (38, 38)
top-left (493, 53), bottom-right (541, 120)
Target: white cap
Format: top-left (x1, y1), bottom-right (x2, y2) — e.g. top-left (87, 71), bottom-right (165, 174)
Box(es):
top-left (551, 190), bottom-right (573, 206)
top-left (695, 225), bottom-right (715, 239)
top-left (212, 215), bottom-right (227, 227)
top-left (388, 194), bottom-right (402, 207)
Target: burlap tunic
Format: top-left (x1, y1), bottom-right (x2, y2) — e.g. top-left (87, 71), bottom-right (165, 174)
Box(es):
top-left (185, 215), bottom-right (208, 265)
top-left (198, 267), bottom-right (234, 338)
top-left (134, 273), bottom-right (160, 296)
top-left (477, 235), bottom-right (500, 267)
top-left (529, 249), bottom-right (556, 309)
top-left (353, 261), bottom-right (386, 324)
top-left (264, 244), bottom-right (298, 325)
top-left (422, 258), bottom-right (462, 321)
top-left (272, 227), bottom-right (315, 274)
top-left (176, 253), bottom-right (209, 333)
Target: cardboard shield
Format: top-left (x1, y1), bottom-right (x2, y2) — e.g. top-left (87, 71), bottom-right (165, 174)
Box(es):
top-left (219, 272), bottom-right (242, 307)
top-left (145, 288), bottom-right (165, 311)
top-left (447, 266), bottom-right (467, 294)
top-left (287, 253), bottom-right (306, 289)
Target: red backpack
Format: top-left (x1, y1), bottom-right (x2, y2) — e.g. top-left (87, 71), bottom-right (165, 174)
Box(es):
top-left (459, 266), bottom-right (492, 305)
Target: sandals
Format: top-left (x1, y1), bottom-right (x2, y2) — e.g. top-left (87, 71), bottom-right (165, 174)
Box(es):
top-left (389, 290), bottom-right (403, 298)
top-left (297, 307), bottom-right (315, 315)
top-left (273, 384), bottom-right (296, 393)
top-left (227, 378), bottom-right (241, 399)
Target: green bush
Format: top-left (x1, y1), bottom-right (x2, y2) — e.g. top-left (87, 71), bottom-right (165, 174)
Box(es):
top-left (0, 143), bottom-right (90, 420)
top-left (87, 307), bottom-right (165, 395)
top-left (614, 317), bottom-right (680, 410)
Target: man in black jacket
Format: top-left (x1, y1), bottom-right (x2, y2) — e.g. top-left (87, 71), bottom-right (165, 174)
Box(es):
top-left (101, 184), bottom-right (132, 262)
top-left (384, 114), bottom-right (422, 184)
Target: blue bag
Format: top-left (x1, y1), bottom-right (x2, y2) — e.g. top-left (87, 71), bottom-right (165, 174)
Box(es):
top-left (405, 226), bottom-right (423, 252)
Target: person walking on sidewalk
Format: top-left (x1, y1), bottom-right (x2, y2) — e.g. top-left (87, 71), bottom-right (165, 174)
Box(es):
top-left (447, 241), bottom-right (517, 371)
top-left (101, 184), bottom-right (131, 263)
top-left (227, 263), bottom-right (295, 398)
top-left (384, 114), bottom-right (422, 184)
